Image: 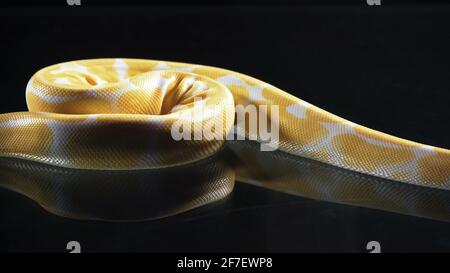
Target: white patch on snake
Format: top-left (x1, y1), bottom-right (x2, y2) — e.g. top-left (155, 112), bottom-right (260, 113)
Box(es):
top-left (84, 82), bottom-right (142, 112)
top-left (0, 118), bottom-right (36, 128)
top-left (152, 62), bottom-right (196, 72)
top-left (179, 76), bottom-right (196, 92)
top-left (300, 122), bottom-right (354, 167)
top-left (216, 75), bottom-right (269, 102)
top-left (45, 120), bottom-right (76, 158)
top-left (49, 63), bottom-right (89, 75)
top-left (357, 135), bottom-right (402, 149)
top-left (88, 82), bottom-right (140, 99)
top-left (374, 145), bottom-right (439, 187)
top-left (85, 114), bottom-right (101, 122)
top-left (289, 120), bottom-right (404, 173)
top-left (170, 104), bottom-right (187, 113)
top-left (339, 126), bottom-right (402, 149)
top-left (146, 75), bottom-right (173, 97)
top-left (114, 58), bottom-right (129, 80)
top-left (412, 145), bottom-right (436, 157)
top-left (27, 84), bottom-right (78, 104)
top-left (53, 77), bottom-right (71, 85)
top-left (176, 76), bottom-right (208, 98)
top-left (25, 79), bottom-right (35, 97)
top-left (189, 80), bottom-right (211, 97)
top-left (50, 63), bottom-right (108, 86)
top-left (286, 102), bottom-right (310, 119)
top-left (45, 118), bottom-right (98, 160)
top-left (86, 75), bottom-right (174, 112)
top-left (311, 122), bottom-right (427, 185)
top-left (344, 120), bottom-right (357, 127)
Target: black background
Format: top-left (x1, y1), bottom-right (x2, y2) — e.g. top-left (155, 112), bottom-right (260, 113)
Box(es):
top-left (0, 2), bottom-right (449, 252)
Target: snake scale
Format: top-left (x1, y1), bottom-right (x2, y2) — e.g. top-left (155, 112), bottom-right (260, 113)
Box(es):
top-left (0, 58), bottom-right (449, 192)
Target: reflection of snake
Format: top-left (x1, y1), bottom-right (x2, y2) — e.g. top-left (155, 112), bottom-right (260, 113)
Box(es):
top-left (0, 59), bottom-right (449, 189)
top-left (1, 142), bottom-right (449, 222)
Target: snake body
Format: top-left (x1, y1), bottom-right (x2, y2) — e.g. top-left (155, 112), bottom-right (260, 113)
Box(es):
top-left (1, 142), bottom-right (449, 222)
top-left (0, 59), bottom-right (449, 189)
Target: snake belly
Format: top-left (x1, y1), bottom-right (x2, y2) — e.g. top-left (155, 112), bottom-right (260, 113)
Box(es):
top-left (0, 58), bottom-right (449, 189)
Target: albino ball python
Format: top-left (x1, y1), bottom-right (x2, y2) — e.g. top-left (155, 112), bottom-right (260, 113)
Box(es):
top-left (0, 58), bottom-right (449, 190)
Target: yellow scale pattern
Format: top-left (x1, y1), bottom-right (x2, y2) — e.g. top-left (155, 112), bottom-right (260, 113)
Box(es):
top-left (0, 59), bottom-right (448, 189)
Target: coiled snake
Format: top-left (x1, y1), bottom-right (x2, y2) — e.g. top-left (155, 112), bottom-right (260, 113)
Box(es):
top-left (0, 58), bottom-right (449, 191)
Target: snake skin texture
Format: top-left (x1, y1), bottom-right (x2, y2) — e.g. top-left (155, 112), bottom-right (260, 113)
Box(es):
top-left (0, 58), bottom-right (449, 190)
top-left (0, 153), bottom-right (234, 221)
top-left (1, 142), bottom-right (449, 222)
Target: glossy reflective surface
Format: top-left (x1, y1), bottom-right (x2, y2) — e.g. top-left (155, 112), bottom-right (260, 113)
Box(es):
top-left (2, 141), bottom-right (449, 222)
top-left (0, 141), bottom-right (449, 252)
